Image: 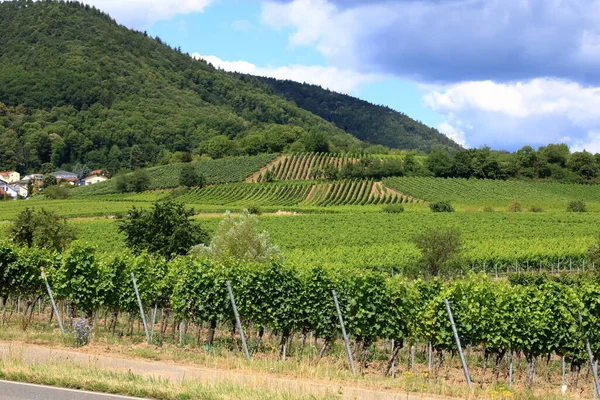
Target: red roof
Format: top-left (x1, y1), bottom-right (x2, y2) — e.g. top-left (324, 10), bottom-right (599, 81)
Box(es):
top-left (0, 171), bottom-right (16, 176)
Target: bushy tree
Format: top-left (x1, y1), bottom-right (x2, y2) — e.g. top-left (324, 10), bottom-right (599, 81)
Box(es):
top-left (179, 163), bottom-right (204, 188)
top-left (413, 227), bottom-right (463, 277)
top-left (191, 210), bottom-right (282, 263)
top-left (118, 200), bottom-right (208, 259)
top-left (9, 208), bottom-right (76, 251)
top-left (42, 174), bottom-right (57, 189)
top-left (128, 169), bottom-right (150, 192)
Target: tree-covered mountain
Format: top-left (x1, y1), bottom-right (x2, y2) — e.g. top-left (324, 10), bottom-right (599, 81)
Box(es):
top-left (0, 0), bottom-right (362, 173)
top-left (254, 77), bottom-right (462, 153)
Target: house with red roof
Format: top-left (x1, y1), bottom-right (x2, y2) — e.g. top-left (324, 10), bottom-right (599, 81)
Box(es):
top-left (0, 171), bottom-right (20, 183)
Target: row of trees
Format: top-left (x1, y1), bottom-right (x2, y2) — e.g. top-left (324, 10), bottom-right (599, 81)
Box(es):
top-left (427, 144), bottom-right (600, 183)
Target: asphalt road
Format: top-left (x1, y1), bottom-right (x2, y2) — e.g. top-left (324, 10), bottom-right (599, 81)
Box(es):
top-left (0, 380), bottom-right (147, 400)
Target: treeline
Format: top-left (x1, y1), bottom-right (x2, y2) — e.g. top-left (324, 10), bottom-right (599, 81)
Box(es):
top-left (3, 239), bottom-right (600, 386)
top-left (0, 0), bottom-right (360, 173)
top-left (426, 145), bottom-right (600, 183)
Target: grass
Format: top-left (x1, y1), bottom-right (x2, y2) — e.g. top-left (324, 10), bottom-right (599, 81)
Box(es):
top-left (0, 348), bottom-right (334, 400)
top-left (0, 320), bottom-right (586, 400)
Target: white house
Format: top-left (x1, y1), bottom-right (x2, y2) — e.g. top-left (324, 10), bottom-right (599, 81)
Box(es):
top-left (11, 183), bottom-right (28, 198)
top-left (0, 171), bottom-right (20, 183)
top-left (84, 174), bottom-right (109, 185)
top-left (0, 180), bottom-right (18, 199)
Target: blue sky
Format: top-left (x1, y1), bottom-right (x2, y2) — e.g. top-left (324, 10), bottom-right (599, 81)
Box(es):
top-left (72, 0), bottom-right (600, 152)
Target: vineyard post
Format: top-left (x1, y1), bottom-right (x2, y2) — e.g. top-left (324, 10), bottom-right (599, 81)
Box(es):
top-left (561, 356), bottom-right (566, 392)
top-left (131, 272), bottom-right (151, 344)
top-left (150, 301), bottom-right (157, 341)
top-left (579, 311), bottom-right (600, 396)
top-left (594, 361), bottom-right (599, 399)
top-left (391, 339), bottom-right (396, 377)
top-left (40, 268), bottom-right (64, 334)
top-left (444, 298), bottom-right (472, 389)
top-left (509, 352), bottom-right (513, 388)
top-left (332, 289), bottom-right (356, 375)
top-left (428, 341), bottom-right (433, 371)
top-left (226, 280), bottom-right (250, 361)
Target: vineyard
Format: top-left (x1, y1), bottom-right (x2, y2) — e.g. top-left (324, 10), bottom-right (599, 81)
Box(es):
top-left (250, 152), bottom-right (360, 182)
top-left (384, 177), bottom-right (600, 208)
top-left (2, 241), bottom-right (600, 396)
top-left (175, 180), bottom-right (411, 207)
top-left (73, 154), bottom-right (278, 197)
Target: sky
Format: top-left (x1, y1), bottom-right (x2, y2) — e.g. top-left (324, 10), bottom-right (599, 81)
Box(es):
top-left (51, 0), bottom-right (600, 152)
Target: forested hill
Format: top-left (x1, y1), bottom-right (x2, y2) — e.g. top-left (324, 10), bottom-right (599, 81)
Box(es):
top-left (256, 77), bottom-right (462, 153)
top-left (0, 0), bottom-right (361, 173)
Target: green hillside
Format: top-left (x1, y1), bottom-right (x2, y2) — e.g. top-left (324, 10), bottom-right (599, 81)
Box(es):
top-left (0, 0), bottom-right (361, 174)
top-left (256, 76), bottom-right (462, 153)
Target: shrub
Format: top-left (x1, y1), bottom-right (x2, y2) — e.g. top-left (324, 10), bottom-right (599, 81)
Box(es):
top-left (413, 227), bottom-right (463, 277)
top-left (118, 200), bottom-right (209, 259)
top-left (567, 200), bottom-right (587, 212)
top-left (429, 201), bottom-right (455, 213)
top-left (191, 210), bottom-right (282, 263)
top-left (483, 206), bottom-right (494, 212)
top-left (128, 169), bottom-right (150, 193)
top-left (44, 185), bottom-right (69, 199)
top-left (247, 204), bottom-right (263, 215)
top-left (529, 205), bottom-right (544, 213)
top-left (382, 204), bottom-right (405, 213)
top-left (179, 163), bottom-right (205, 188)
top-left (9, 208), bottom-right (76, 252)
top-left (508, 201), bottom-right (522, 212)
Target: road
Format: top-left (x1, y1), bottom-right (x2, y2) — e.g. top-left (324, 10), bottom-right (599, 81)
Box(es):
top-left (0, 379), bottom-right (147, 400)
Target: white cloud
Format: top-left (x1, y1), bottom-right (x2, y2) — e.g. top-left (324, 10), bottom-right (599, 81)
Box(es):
top-left (437, 121), bottom-right (468, 148)
top-left (232, 19), bottom-right (252, 32)
top-left (572, 131), bottom-right (600, 153)
top-left (193, 54), bottom-right (381, 94)
top-left (262, 0), bottom-right (600, 85)
top-left (69, 0), bottom-right (214, 28)
top-left (423, 78), bottom-right (600, 150)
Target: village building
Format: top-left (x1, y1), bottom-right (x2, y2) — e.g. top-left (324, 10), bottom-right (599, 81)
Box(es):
top-left (0, 170), bottom-right (20, 183)
top-left (84, 169), bottom-right (109, 185)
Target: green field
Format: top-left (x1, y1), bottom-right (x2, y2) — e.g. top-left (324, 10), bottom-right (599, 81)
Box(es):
top-left (385, 176), bottom-right (600, 210)
top-left (2, 175), bottom-right (600, 271)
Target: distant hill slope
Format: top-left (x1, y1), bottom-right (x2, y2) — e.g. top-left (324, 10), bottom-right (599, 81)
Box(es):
top-left (0, 1), bottom-right (360, 173)
top-left (255, 77), bottom-right (462, 153)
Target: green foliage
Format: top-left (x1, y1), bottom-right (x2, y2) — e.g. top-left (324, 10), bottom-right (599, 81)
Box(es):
top-left (429, 201), bottom-right (455, 213)
top-left (382, 204), bottom-right (404, 213)
top-left (0, 1), bottom-right (361, 173)
top-left (483, 206), bottom-right (494, 212)
top-left (191, 210), bottom-right (282, 263)
top-left (127, 169), bottom-right (150, 193)
top-left (246, 204), bottom-right (263, 215)
top-left (44, 185), bottom-right (69, 199)
top-left (42, 174), bottom-right (57, 189)
top-left (529, 205), bottom-right (544, 213)
top-left (508, 201), bottom-right (522, 213)
top-left (74, 155), bottom-right (277, 197)
top-left (590, 233), bottom-right (600, 266)
top-left (179, 163), bottom-right (204, 188)
top-left (259, 77), bottom-right (461, 152)
top-left (118, 201), bottom-right (208, 259)
top-left (54, 244), bottom-right (106, 317)
top-left (567, 200), bottom-right (587, 212)
top-left (385, 176), bottom-right (600, 207)
top-left (9, 208), bottom-right (76, 251)
top-left (413, 227), bottom-right (462, 277)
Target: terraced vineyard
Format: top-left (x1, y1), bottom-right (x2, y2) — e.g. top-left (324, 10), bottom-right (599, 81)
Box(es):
top-left (73, 154), bottom-right (277, 197)
top-left (384, 176), bottom-right (600, 207)
top-left (177, 180), bottom-right (412, 206)
top-left (178, 182), bottom-right (312, 206)
top-left (251, 152), bottom-right (359, 182)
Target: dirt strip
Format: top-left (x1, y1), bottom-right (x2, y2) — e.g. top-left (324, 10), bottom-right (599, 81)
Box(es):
top-left (0, 342), bottom-right (451, 400)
